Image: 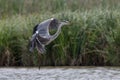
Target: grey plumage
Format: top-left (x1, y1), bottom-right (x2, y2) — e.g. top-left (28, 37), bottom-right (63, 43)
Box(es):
top-left (29, 18), bottom-right (69, 53)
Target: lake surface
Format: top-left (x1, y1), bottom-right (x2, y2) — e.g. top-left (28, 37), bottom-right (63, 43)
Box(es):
top-left (0, 67), bottom-right (120, 80)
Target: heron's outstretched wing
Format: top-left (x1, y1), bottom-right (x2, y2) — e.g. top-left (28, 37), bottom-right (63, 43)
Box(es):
top-left (37, 18), bottom-right (59, 37)
top-left (37, 19), bottom-right (52, 37)
top-left (36, 37), bottom-right (46, 53)
top-left (29, 34), bottom-right (37, 52)
top-left (29, 33), bottom-right (47, 53)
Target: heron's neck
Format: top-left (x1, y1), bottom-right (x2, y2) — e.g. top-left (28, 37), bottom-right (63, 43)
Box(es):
top-left (50, 24), bottom-right (63, 41)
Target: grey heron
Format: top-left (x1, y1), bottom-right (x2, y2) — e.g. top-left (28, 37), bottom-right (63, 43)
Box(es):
top-left (29, 18), bottom-right (69, 53)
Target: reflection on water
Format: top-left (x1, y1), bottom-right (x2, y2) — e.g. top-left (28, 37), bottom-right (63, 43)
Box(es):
top-left (0, 67), bottom-right (120, 80)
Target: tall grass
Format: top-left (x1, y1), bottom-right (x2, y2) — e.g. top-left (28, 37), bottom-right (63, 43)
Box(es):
top-left (0, 0), bottom-right (120, 66)
top-left (0, 0), bottom-right (120, 16)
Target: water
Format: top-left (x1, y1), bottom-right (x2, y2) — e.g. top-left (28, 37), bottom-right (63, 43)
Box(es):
top-left (0, 67), bottom-right (120, 80)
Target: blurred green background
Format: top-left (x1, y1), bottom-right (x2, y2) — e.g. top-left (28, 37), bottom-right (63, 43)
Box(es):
top-left (0, 0), bottom-right (120, 66)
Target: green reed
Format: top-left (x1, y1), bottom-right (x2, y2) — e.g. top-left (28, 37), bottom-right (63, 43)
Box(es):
top-left (0, 0), bottom-right (120, 66)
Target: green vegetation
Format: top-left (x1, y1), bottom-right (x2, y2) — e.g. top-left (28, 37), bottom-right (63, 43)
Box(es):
top-left (0, 0), bottom-right (120, 66)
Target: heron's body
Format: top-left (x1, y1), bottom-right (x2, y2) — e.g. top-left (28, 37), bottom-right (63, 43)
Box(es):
top-left (29, 18), bottom-right (69, 53)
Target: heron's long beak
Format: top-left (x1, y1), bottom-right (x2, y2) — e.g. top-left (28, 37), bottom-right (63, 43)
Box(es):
top-left (61, 21), bottom-right (70, 25)
top-left (65, 21), bottom-right (70, 25)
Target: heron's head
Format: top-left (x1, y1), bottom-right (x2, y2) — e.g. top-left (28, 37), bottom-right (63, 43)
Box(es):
top-left (60, 20), bottom-right (69, 26)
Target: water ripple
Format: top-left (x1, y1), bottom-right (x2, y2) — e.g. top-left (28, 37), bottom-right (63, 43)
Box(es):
top-left (0, 67), bottom-right (120, 80)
